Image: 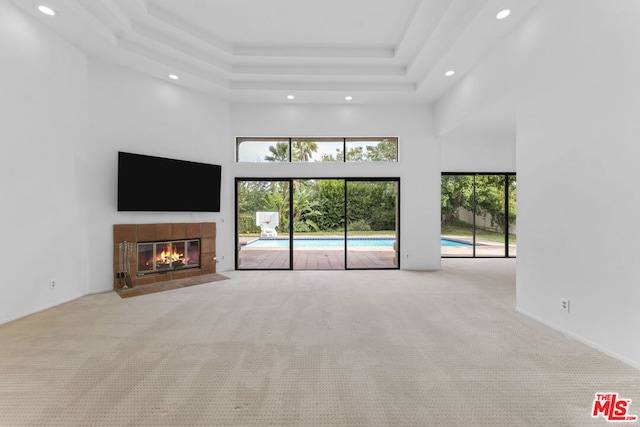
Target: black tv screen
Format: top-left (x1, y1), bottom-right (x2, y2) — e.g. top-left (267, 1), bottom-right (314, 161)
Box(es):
top-left (118, 151), bottom-right (221, 212)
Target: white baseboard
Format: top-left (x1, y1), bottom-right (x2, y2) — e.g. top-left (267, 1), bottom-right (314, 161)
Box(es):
top-left (0, 294), bottom-right (83, 326)
top-left (516, 307), bottom-right (640, 371)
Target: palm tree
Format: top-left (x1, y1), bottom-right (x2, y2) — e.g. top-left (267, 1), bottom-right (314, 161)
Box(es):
top-left (264, 142), bottom-right (290, 162)
top-left (291, 140), bottom-right (319, 162)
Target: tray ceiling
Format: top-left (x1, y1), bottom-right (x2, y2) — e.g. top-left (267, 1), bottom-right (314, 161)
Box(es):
top-left (11, 0), bottom-right (539, 105)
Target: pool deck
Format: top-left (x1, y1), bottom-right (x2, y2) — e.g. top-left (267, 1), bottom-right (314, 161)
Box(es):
top-left (236, 235), bottom-right (515, 269)
top-left (238, 247), bottom-right (397, 269)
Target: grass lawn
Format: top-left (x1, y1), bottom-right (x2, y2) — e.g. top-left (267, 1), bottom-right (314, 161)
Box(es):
top-left (441, 224), bottom-right (516, 244)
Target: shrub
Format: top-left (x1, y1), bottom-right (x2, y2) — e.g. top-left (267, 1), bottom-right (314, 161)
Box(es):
top-left (238, 214), bottom-right (260, 234)
top-left (347, 219), bottom-right (371, 232)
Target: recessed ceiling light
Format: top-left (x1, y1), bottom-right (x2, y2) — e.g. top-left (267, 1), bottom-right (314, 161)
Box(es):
top-left (445, 70), bottom-right (455, 77)
top-left (496, 9), bottom-right (511, 20)
top-left (287, 95), bottom-right (295, 100)
top-left (168, 74), bottom-right (179, 80)
top-left (345, 96), bottom-right (353, 101)
top-left (37, 5), bottom-right (56, 16)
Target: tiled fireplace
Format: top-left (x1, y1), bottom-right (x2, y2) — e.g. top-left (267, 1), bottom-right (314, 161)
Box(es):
top-left (113, 222), bottom-right (216, 290)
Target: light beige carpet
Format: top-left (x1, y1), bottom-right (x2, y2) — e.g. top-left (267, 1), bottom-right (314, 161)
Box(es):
top-left (0, 259), bottom-right (638, 426)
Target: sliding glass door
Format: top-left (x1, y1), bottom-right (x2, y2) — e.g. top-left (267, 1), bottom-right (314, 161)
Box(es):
top-left (236, 178), bottom-right (399, 270)
top-left (441, 173), bottom-right (516, 258)
top-left (346, 180), bottom-right (398, 269)
top-left (292, 179), bottom-right (345, 270)
top-left (441, 175), bottom-right (475, 257)
top-left (236, 180), bottom-right (291, 269)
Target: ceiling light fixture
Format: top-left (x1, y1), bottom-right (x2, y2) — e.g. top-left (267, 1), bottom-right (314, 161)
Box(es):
top-left (345, 96), bottom-right (353, 101)
top-left (168, 74), bottom-right (179, 80)
top-left (496, 9), bottom-right (511, 20)
top-left (37, 5), bottom-right (56, 16)
top-left (287, 95), bottom-right (295, 100)
top-left (445, 70), bottom-right (455, 77)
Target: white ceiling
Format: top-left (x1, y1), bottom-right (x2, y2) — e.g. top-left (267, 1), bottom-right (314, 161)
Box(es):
top-left (12, 0), bottom-right (539, 109)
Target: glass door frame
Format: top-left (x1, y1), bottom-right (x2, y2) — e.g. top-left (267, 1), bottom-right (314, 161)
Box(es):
top-left (441, 172), bottom-right (516, 258)
top-left (345, 178), bottom-right (400, 270)
top-left (235, 177), bottom-right (400, 270)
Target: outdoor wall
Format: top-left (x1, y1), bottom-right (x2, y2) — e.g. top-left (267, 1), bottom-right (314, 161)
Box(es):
top-left (231, 104), bottom-right (441, 270)
top-left (515, 0), bottom-right (640, 368)
top-left (86, 59), bottom-right (233, 293)
top-left (458, 208), bottom-right (516, 236)
top-left (0, 1), bottom-right (89, 323)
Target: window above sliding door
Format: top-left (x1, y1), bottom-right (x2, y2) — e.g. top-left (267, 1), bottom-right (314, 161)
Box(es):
top-left (236, 137), bottom-right (398, 163)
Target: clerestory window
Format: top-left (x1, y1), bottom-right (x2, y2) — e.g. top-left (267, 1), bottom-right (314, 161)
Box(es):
top-left (236, 137), bottom-right (398, 163)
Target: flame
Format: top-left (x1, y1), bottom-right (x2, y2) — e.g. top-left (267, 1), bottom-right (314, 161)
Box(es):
top-left (156, 245), bottom-right (185, 264)
top-left (138, 241), bottom-right (198, 273)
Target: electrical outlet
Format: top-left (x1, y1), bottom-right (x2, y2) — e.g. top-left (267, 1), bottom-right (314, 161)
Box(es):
top-left (561, 298), bottom-right (570, 313)
top-left (49, 279), bottom-right (56, 289)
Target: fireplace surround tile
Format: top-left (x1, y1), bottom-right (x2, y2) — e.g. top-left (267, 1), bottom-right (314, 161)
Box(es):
top-left (171, 223), bottom-right (187, 239)
top-left (172, 271), bottom-right (188, 280)
top-left (200, 255), bottom-right (216, 269)
top-left (187, 269), bottom-right (202, 278)
top-left (155, 274), bottom-right (172, 283)
top-left (137, 224), bottom-right (156, 242)
top-left (113, 222), bottom-right (216, 291)
top-left (156, 223), bottom-right (172, 240)
top-left (113, 224), bottom-right (136, 243)
top-left (187, 223), bottom-right (201, 239)
top-left (202, 223), bottom-right (216, 238)
top-left (137, 276), bottom-right (157, 286)
top-left (201, 237), bottom-right (215, 254)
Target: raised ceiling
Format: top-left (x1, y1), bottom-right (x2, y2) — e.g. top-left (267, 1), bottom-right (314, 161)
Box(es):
top-left (11, 0), bottom-right (538, 106)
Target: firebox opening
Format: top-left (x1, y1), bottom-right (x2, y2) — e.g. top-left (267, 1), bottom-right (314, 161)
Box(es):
top-left (137, 239), bottom-right (200, 275)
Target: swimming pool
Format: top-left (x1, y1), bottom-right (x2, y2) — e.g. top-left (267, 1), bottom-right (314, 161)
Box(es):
top-left (243, 238), bottom-right (394, 248)
top-left (242, 238), bottom-right (472, 248)
top-left (441, 238), bottom-right (473, 247)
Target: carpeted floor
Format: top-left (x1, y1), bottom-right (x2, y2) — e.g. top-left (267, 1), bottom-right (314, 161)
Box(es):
top-left (0, 259), bottom-right (638, 426)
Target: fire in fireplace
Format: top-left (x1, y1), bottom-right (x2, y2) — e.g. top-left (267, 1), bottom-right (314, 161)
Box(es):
top-left (137, 239), bottom-right (200, 275)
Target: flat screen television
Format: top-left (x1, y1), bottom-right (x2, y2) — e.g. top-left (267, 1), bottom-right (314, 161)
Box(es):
top-left (118, 151), bottom-right (221, 212)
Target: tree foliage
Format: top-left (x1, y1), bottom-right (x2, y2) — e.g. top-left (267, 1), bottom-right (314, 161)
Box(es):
top-left (238, 179), bottom-right (397, 234)
top-left (320, 139), bottom-right (397, 162)
top-left (263, 142), bottom-right (289, 162)
top-left (291, 140), bottom-right (319, 162)
top-left (441, 175), bottom-right (516, 233)
top-left (240, 141), bottom-right (399, 234)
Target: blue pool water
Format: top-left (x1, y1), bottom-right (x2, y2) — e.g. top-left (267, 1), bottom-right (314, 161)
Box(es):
top-left (243, 238), bottom-right (471, 248)
top-left (441, 238), bottom-right (473, 247)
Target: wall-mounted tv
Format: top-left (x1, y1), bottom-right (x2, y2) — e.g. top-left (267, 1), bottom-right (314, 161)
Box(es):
top-left (118, 151), bottom-right (221, 212)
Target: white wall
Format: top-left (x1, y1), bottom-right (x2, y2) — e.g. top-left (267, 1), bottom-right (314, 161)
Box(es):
top-left (0, 1), bottom-right (89, 323)
top-left (86, 59), bottom-right (233, 292)
top-left (515, 0), bottom-right (640, 368)
top-left (440, 135), bottom-right (515, 172)
top-left (434, 0), bottom-right (640, 369)
top-left (231, 104), bottom-right (441, 269)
